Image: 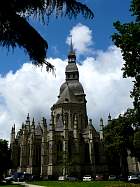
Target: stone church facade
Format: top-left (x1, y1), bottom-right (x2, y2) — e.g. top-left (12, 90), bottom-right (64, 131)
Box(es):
top-left (10, 42), bottom-right (108, 179)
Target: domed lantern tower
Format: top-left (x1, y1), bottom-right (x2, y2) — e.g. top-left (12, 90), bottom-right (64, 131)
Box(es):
top-left (48, 38), bottom-right (92, 178)
top-left (51, 37), bottom-right (88, 131)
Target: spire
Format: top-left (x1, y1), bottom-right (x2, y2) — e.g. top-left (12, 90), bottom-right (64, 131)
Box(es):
top-left (12, 124), bottom-right (15, 132)
top-left (65, 36), bottom-right (79, 81)
top-left (70, 35), bottom-right (74, 54)
top-left (32, 118), bottom-right (35, 126)
top-left (26, 113), bottom-right (30, 123)
top-left (41, 117), bottom-right (47, 131)
top-left (32, 118), bottom-right (35, 128)
top-left (100, 118), bottom-right (104, 140)
top-left (108, 113), bottom-right (111, 125)
top-left (88, 119), bottom-right (93, 129)
top-left (108, 113), bottom-right (111, 121)
top-left (68, 35), bottom-right (76, 63)
top-left (27, 113), bottom-right (30, 120)
top-left (100, 118), bottom-right (103, 128)
top-left (11, 124), bottom-right (15, 143)
top-left (31, 118), bottom-right (35, 134)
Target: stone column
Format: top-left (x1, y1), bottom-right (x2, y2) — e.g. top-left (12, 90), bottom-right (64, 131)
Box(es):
top-left (48, 113), bottom-right (55, 177)
top-left (73, 114), bottom-right (80, 176)
top-left (20, 126), bottom-right (28, 172)
top-left (63, 113), bottom-right (69, 176)
top-left (29, 118), bottom-right (35, 174)
top-left (88, 119), bottom-right (96, 177)
top-left (41, 117), bottom-right (48, 178)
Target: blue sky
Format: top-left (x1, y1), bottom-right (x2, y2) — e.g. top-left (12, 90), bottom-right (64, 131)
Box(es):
top-left (0, 0), bottom-right (134, 140)
top-left (0, 0), bottom-right (132, 75)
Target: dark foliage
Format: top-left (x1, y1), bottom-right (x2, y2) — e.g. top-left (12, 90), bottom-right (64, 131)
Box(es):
top-left (0, 139), bottom-right (11, 180)
top-left (0, 0), bottom-right (94, 70)
top-left (103, 111), bottom-right (134, 177)
top-left (112, 0), bottom-right (140, 126)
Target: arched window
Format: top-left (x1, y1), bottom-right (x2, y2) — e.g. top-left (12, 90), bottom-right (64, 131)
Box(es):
top-left (56, 114), bottom-right (60, 123)
top-left (56, 114), bottom-right (63, 128)
top-left (64, 113), bottom-right (68, 124)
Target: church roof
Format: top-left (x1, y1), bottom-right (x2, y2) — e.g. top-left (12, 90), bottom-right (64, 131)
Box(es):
top-left (56, 83), bottom-right (78, 104)
top-left (55, 37), bottom-right (85, 105)
top-left (59, 80), bottom-right (84, 97)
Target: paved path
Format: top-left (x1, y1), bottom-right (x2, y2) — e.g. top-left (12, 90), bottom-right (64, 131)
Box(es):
top-left (25, 184), bottom-right (44, 187)
top-left (13, 181), bottom-right (44, 187)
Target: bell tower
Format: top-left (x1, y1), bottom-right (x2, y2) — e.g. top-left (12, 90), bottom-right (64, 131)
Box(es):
top-left (66, 36), bottom-right (79, 81)
top-left (51, 37), bottom-right (88, 131)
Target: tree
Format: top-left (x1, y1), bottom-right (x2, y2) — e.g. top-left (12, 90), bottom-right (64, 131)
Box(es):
top-left (112, 0), bottom-right (140, 126)
top-left (133, 129), bottom-right (140, 161)
top-left (0, 139), bottom-right (11, 180)
top-left (0, 0), bottom-right (94, 70)
top-left (103, 111), bottom-right (134, 178)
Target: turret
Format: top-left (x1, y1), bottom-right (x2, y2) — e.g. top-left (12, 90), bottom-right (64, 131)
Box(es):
top-left (66, 36), bottom-right (79, 81)
top-left (100, 118), bottom-right (104, 140)
top-left (31, 118), bottom-right (35, 134)
top-left (89, 118), bottom-right (92, 127)
top-left (25, 113), bottom-right (30, 132)
top-left (108, 113), bottom-right (111, 125)
top-left (26, 113), bottom-right (30, 125)
top-left (41, 117), bottom-right (47, 134)
top-left (10, 124), bottom-right (15, 143)
top-left (88, 119), bottom-right (93, 140)
top-left (41, 117), bottom-right (48, 178)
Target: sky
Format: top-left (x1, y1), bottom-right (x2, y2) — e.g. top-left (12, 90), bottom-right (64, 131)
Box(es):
top-left (0, 0), bottom-right (134, 141)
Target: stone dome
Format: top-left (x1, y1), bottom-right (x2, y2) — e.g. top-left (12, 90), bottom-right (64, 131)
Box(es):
top-left (59, 80), bottom-right (84, 97)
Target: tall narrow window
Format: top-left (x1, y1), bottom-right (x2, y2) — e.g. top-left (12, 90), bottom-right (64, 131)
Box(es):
top-left (85, 143), bottom-right (90, 163)
top-left (57, 140), bottom-right (63, 162)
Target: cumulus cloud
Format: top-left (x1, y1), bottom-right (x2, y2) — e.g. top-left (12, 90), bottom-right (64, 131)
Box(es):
top-left (79, 46), bottom-right (133, 123)
top-left (0, 58), bottom-right (66, 140)
top-left (0, 45), bottom-right (133, 141)
top-left (66, 23), bottom-right (93, 55)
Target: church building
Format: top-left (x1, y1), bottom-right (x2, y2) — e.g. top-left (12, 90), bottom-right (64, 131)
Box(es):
top-left (10, 40), bottom-right (108, 179)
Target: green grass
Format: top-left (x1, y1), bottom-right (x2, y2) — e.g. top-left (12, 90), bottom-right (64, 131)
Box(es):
top-left (0, 185), bottom-right (21, 187)
top-left (28, 181), bottom-right (140, 187)
top-left (1, 181), bottom-right (140, 187)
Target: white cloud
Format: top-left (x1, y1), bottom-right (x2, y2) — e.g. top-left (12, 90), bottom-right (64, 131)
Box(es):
top-left (79, 46), bottom-right (133, 124)
top-left (0, 45), bottom-right (133, 141)
top-left (0, 58), bottom-right (66, 141)
top-left (66, 23), bottom-right (93, 55)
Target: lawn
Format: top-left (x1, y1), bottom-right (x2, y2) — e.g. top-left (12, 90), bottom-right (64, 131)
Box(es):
top-left (0, 181), bottom-right (140, 187)
top-left (0, 185), bottom-right (21, 187)
top-left (28, 181), bottom-right (140, 187)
